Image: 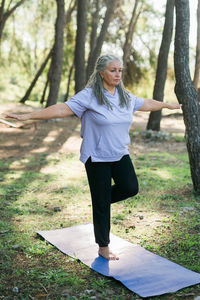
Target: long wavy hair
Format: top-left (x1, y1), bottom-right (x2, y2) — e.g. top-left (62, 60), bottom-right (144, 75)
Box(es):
top-left (86, 54), bottom-right (131, 109)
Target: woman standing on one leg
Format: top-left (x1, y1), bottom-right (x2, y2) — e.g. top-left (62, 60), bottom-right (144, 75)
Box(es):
top-left (5, 54), bottom-right (181, 260)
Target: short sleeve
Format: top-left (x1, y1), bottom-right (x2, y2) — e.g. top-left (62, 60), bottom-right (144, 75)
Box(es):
top-left (131, 94), bottom-right (144, 113)
top-left (65, 88), bottom-right (91, 118)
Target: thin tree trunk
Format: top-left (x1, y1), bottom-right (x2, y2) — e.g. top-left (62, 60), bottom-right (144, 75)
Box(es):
top-left (147, 0), bottom-right (175, 131)
top-left (40, 73), bottom-right (50, 105)
top-left (0, 0), bottom-right (25, 41)
top-left (46, 0), bottom-right (65, 107)
top-left (64, 0), bottom-right (76, 25)
top-left (123, 0), bottom-right (140, 66)
top-left (193, 0), bottom-right (200, 90)
top-left (86, 0), bottom-right (118, 80)
top-left (86, 0), bottom-right (100, 80)
top-left (174, 0), bottom-right (200, 194)
top-left (20, 48), bottom-right (53, 103)
top-left (74, 0), bottom-right (87, 93)
top-left (64, 64), bottom-right (73, 101)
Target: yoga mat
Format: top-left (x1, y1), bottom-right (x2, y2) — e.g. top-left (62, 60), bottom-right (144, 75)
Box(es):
top-left (37, 223), bottom-right (200, 298)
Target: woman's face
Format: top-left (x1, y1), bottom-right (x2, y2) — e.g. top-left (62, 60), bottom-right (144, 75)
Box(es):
top-left (100, 60), bottom-right (123, 88)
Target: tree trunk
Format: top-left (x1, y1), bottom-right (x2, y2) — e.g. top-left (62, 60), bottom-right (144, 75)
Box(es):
top-left (0, 0), bottom-right (25, 41)
top-left (64, 0), bottom-right (76, 25)
top-left (193, 0), bottom-right (200, 90)
top-left (19, 1), bottom-right (74, 104)
top-left (20, 48), bottom-right (53, 103)
top-left (86, 0), bottom-right (100, 80)
top-left (174, 0), bottom-right (200, 194)
top-left (64, 64), bottom-right (73, 102)
top-left (86, 0), bottom-right (118, 80)
top-left (122, 0), bottom-right (140, 66)
top-left (40, 76), bottom-right (50, 105)
top-left (46, 0), bottom-right (65, 107)
top-left (40, 64), bottom-right (52, 105)
top-left (74, 0), bottom-right (87, 93)
top-left (147, 0), bottom-right (175, 131)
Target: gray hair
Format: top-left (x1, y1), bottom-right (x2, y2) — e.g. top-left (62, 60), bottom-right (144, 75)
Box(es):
top-left (86, 54), bottom-right (131, 109)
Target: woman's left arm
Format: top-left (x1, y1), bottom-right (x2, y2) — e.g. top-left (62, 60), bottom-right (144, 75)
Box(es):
top-left (138, 99), bottom-right (181, 111)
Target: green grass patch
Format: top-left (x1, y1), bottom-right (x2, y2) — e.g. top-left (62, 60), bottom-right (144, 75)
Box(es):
top-left (0, 146), bottom-right (200, 299)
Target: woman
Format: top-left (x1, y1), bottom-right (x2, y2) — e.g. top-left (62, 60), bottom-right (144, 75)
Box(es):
top-left (5, 54), bottom-right (181, 260)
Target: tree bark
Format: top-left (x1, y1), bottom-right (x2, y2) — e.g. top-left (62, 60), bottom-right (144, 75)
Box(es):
top-left (40, 75), bottom-right (50, 105)
top-left (46, 0), bottom-right (65, 107)
top-left (122, 0), bottom-right (140, 66)
top-left (174, 0), bottom-right (200, 194)
top-left (64, 0), bottom-right (76, 26)
top-left (193, 0), bottom-right (200, 90)
top-left (64, 64), bottom-right (73, 102)
top-left (147, 0), bottom-right (175, 131)
top-left (20, 48), bottom-right (53, 103)
top-left (86, 0), bottom-right (118, 80)
top-left (40, 63), bottom-right (53, 105)
top-left (0, 0), bottom-right (25, 41)
top-left (86, 0), bottom-right (100, 80)
top-left (74, 0), bottom-right (87, 93)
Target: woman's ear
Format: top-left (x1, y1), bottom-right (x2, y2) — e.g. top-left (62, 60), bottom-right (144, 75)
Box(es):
top-left (99, 71), bottom-right (104, 79)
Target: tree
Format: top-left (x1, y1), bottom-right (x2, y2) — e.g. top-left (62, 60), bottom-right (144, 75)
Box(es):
top-left (86, 0), bottom-right (100, 80)
top-left (193, 0), bottom-right (200, 91)
top-left (46, 0), bottom-right (65, 107)
top-left (19, 1), bottom-right (75, 104)
top-left (0, 0), bottom-right (25, 41)
top-left (74, 0), bottom-right (87, 93)
top-left (86, 0), bottom-right (119, 80)
top-left (174, 0), bottom-right (200, 193)
top-left (88, 0), bottom-right (100, 60)
top-left (19, 48), bottom-right (53, 104)
top-left (122, 0), bottom-right (140, 66)
top-left (146, 0), bottom-right (175, 131)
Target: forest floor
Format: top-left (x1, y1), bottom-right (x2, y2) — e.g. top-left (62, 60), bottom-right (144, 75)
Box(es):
top-left (0, 102), bottom-right (200, 300)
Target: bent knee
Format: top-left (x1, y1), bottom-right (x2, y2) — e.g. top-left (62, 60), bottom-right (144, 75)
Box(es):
top-left (129, 186), bottom-right (139, 197)
top-left (124, 184), bottom-right (139, 198)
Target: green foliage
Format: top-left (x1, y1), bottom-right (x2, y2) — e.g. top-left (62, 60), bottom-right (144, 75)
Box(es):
top-left (0, 0), bottom-right (178, 104)
top-left (123, 50), bottom-right (149, 89)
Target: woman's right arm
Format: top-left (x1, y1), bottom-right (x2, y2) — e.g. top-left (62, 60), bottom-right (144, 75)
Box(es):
top-left (4, 103), bottom-right (74, 121)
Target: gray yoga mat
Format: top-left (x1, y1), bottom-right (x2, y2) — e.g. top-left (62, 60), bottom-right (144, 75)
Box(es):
top-left (37, 223), bottom-right (200, 298)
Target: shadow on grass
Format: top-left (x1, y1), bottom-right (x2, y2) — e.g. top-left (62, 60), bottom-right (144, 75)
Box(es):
top-left (0, 114), bottom-right (82, 297)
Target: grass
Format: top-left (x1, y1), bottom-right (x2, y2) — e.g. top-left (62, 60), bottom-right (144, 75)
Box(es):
top-left (0, 137), bottom-right (200, 299)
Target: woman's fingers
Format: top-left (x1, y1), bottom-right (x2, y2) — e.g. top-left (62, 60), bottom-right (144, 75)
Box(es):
top-left (4, 114), bottom-right (29, 121)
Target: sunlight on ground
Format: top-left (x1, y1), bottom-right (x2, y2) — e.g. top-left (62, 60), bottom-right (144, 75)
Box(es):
top-left (154, 169), bottom-right (173, 180)
top-left (59, 136), bottom-right (81, 154)
top-left (42, 129), bottom-right (63, 143)
top-left (40, 156), bottom-right (85, 185)
top-left (111, 203), bottom-right (173, 245)
top-left (31, 147), bottom-right (49, 153)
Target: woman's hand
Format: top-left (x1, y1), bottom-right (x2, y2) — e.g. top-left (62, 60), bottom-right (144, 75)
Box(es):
top-left (139, 99), bottom-right (182, 112)
top-left (3, 104), bottom-right (74, 121)
top-left (166, 103), bottom-right (182, 110)
top-left (4, 113), bottom-right (31, 121)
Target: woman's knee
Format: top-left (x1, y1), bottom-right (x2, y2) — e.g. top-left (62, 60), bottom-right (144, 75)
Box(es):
top-left (122, 182), bottom-right (138, 198)
top-left (127, 184), bottom-right (139, 197)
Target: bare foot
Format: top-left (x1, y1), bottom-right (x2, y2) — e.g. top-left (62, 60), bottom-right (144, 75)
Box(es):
top-left (98, 246), bottom-right (119, 260)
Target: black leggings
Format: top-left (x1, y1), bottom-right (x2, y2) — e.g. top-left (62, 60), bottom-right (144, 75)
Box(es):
top-left (85, 155), bottom-right (138, 247)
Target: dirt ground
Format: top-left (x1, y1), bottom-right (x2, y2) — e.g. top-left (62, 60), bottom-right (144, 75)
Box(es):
top-left (0, 103), bottom-right (186, 160)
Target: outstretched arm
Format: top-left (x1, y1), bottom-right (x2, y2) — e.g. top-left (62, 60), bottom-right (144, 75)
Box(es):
top-left (138, 99), bottom-right (181, 112)
top-left (4, 103), bottom-right (74, 121)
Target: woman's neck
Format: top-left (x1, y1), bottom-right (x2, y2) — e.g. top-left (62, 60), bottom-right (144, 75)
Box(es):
top-left (103, 83), bottom-right (116, 95)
